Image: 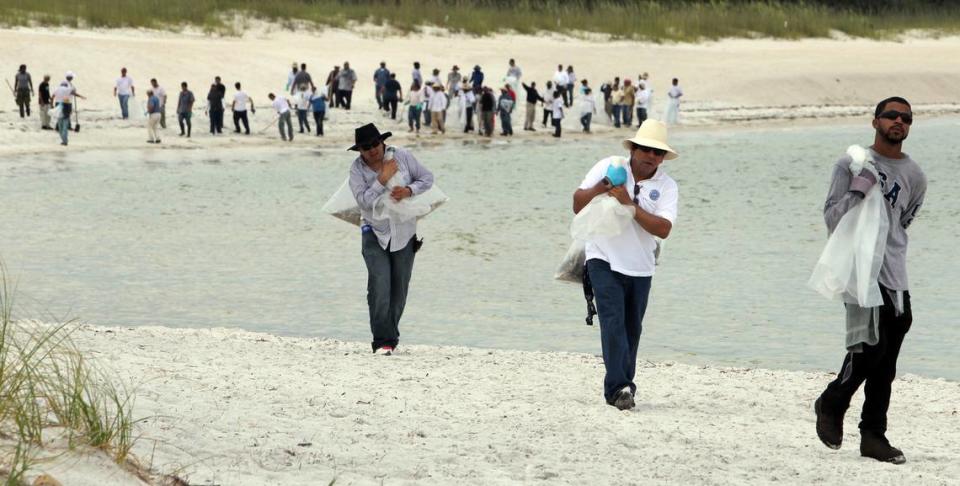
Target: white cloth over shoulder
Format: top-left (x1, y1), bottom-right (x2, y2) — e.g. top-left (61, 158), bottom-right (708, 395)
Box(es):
top-left (808, 145), bottom-right (890, 307)
top-left (570, 156), bottom-right (635, 241)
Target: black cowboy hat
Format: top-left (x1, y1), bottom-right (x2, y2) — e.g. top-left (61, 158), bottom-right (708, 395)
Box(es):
top-left (348, 123), bottom-right (392, 151)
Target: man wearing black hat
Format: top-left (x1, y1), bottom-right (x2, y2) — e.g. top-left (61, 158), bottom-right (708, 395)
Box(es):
top-left (348, 123), bottom-right (435, 355)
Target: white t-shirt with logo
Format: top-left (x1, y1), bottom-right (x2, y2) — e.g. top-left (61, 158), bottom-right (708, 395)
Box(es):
top-left (115, 76), bottom-right (134, 96)
top-left (233, 91), bottom-right (250, 112)
top-left (578, 157), bottom-right (679, 276)
top-left (272, 97), bottom-right (290, 114)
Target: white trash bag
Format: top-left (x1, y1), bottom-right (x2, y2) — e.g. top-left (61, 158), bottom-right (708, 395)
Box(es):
top-left (569, 156), bottom-right (636, 241)
top-left (554, 240), bottom-right (586, 283)
top-left (321, 149), bottom-right (448, 226)
top-left (808, 145), bottom-right (889, 307)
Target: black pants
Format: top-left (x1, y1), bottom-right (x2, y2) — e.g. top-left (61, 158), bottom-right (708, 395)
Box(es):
top-left (296, 109), bottom-right (310, 133)
top-left (313, 111), bottom-right (324, 135)
top-left (384, 98), bottom-right (398, 119)
top-left (464, 107), bottom-right (474, 132)
top-left (337, 89), bottom-right (353, 109)
top-left (552, 118), bottom-right (562, 137)
top-left (819, 285), bottom-right (912, 433)
top-left (178, 113), bottom-right (191, 136)
top-left (636, 107), bottom-right (647, 127)
top-left (542, 108), bottom-right (551, 127)
top-left (209, 110), bottom-right (223, 134)
top-left (233, 111), bottom-right (249, 134)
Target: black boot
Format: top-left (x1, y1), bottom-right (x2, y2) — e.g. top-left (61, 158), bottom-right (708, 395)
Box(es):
top-left (815, 397), bottom-right (843, 449)
top-left (860, 430), bottom-right (905, 464)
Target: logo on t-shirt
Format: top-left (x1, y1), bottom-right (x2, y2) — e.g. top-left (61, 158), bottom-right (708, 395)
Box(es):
top-left (649, 189), bottom-right (660, 201)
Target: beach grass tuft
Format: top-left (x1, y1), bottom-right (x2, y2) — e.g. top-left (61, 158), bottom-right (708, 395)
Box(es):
top-left (1, 0), bottom-right (960, 41)
top-left (0, 260), bottom-right (137, 480)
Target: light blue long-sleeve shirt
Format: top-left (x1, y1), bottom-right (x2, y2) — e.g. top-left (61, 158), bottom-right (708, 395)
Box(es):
top-left (349, 146), bottom-right (434, 252)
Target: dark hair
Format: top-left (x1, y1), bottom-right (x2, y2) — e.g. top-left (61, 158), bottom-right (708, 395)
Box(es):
top-left (235, 82), bottom-right (241, 89)
top-left (380, 61), bottom-right (386, 67)
top-left (414, 61), bottom-right (420, 68)
top-left (874, 96), bottom-right (911, 118)
top-left (150, 78), bottom-right (157, 83)
top-left (19, 64), bottom-right (26, 70)
top-left (584, 88), bottom-right (592, 94)
top-left (181, 82), bottom-right (188, 88)
top-left (390, 73), bottom-right (396, 79)
top-left (301, 63), bottom-right (307, 70)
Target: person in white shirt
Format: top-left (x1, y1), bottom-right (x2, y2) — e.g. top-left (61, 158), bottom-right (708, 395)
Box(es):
top-left (295, 86), bottom-right (312, 134)
top-left (552, 65), bottom-right (569, 110)
top-left (462, 83), bottom-right (477, 133)
top-left (406, 81), bottom-right (424, 134)
top-left (635, 81), bottom-right (651, 127)
top-left (565, 65), bottom-right (577, 107)
top-left (113, 67), bottom-right (135, 119)
top-left (665, 78), bottom-right (683, 125)
top-left (428, 84), bottom-right (448, 134)
top-left (572, 119), bottom-right (680, 410)
top-left (268, 92), bottom-right (294, 142)
top-left (150, 78), bottom-right (167, 129)
top-left (580, 87), bottom-right (597, 133)
top-left (231, 82), bottom-right (255, 135)
top-left (550, 90), bottom-right (564, 138)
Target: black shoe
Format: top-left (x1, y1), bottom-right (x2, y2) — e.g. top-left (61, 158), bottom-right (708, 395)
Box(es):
top-left (611, 387), bottom-right (635, 411)
top-left (860, 430), bottom-right (905, 464)
top-left (815, 397), bottom-right (843, 450)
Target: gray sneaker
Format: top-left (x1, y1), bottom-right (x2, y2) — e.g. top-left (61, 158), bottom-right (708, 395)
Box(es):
top-left (815, 397), bottom-right (843, 450)
top-left (612, 387), bottom-right (635, 411)
top-left (860, 430), bottom-right (906, 464)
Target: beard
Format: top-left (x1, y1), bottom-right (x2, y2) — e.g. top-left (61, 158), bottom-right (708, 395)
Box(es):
top-left (878, 125), bottom-right (908, 145)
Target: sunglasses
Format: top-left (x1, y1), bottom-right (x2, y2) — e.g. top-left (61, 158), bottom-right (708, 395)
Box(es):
top-left (633, 144), bottom-right (667, 157)
top-left (878, 110), bottom-right (913, 125)
top-left (359, 142), bottom-right (379, 151)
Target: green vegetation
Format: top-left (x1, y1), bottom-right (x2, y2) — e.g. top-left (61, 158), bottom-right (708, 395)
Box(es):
top-left (0, 0), bottom-right (959, 41)
top-left (0, 260), bottom-right (137, 483)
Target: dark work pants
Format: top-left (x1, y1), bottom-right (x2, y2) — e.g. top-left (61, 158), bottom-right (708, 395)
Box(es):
top-left (636, 107), bottom-right (647, 127)
top-left (463, 107), bottom-right (473, 132)
top-left (209, 110), bottom-right (223, 134)
top-left (296, 109), bottom-right (311, 132)
top-left (233, 111), bottom-right (249, 134)
top-left (542, 108), bottom-right (551, 127)
top-left (178, 112), bottom-right (191, 136)
top-left (313, 110), bottom-right (324, 135)
top-left (337, 89), bottom-right (353, 109)
top-left (384, 97), bottom-right (398, 119)
top-left (819, 285), bottom-right (912, 433)
top-left (581, 113), bottom-right (592, 131)
top-left (362, 231), bottom-right (417, 352)
top-left (587, 259), bottom-right (651, 403)
top-left (552, 117), bottom-right (562, 137)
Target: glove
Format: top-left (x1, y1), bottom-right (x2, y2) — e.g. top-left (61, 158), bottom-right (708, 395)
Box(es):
top-left (604, 164), bottom-right (628, 187)
top-left (849, 169), bottom-right (877, 197)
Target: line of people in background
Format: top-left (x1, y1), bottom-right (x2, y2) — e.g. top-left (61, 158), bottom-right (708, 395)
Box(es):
top-left (13, 60), bottom-right (683, 146)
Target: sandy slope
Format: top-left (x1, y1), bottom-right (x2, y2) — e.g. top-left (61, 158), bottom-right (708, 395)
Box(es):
top-left (1, 25), bottom-right (960, 155)
top-left (25, 324), bottom-right (954, 485)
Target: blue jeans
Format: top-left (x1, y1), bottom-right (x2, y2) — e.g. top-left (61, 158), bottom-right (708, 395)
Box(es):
top-left (408, 105), bottom-right (422, 130)
top-left (361, 231), bottom-right (417, 351)
top-left (580, 113), bottom-right (592, 131)
top-left (118, 94), bottom-right (130, 119)
top-left (612, 105), bottom-right (622, 127)
top-left (586, 259), bottom-right (652, 403)
top-left (499, 109), bottom-right (512, 135)
top-left (622, 105), bottom-right (633, 126)
top-left (57, 105), bottom-right (72, 145)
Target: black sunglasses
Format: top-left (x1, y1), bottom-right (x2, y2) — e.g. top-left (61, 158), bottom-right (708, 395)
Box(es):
top-left (878, 110), bottom-right (913, 125)
top-left (633, 144), bottom-right (667, 157)
top-left (359, 142), bottom-right (379, 151)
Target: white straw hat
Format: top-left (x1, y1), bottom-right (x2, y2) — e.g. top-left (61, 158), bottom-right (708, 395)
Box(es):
top-left (623, 119), bottom-right (679, 160)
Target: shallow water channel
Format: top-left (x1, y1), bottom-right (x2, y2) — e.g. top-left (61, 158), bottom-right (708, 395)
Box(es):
top-left (3, 118), bottom-right (958, 380)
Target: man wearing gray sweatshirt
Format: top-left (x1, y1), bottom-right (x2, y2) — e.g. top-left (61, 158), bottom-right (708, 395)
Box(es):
top-left (814, 96), bottom-right (926, 465)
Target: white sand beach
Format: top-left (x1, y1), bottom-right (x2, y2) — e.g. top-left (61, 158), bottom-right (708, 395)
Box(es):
top-left (2, 25), bottom-right (960, 155)
top-left (15, 324), bottom-right (957, 485)
top-left (4, 23), bottom-right (960, 485)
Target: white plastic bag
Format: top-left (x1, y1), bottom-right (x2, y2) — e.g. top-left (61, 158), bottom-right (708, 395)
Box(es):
top-left (554, 240), bottom-right (586, 283)
top-left (321, 178), bottom-right (363, 225)
top-left (49, 104), bottom-right (63, 121)
top-left (570, 156), bottom-right (635, 241)
top-left (373, 171), bottom-right (448, 223)
top-left (808, 145), bottom-right (889, 307)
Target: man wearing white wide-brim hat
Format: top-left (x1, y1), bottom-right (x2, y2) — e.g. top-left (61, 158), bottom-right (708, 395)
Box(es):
top-left (572, 119), bottom-right (679, 411)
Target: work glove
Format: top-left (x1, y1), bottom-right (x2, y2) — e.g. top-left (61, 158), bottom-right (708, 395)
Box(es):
top-left (849, 169), bottom-right (877, 197)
